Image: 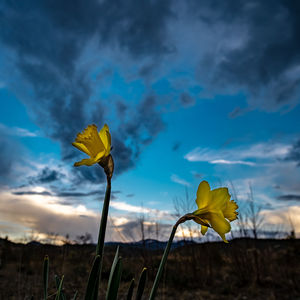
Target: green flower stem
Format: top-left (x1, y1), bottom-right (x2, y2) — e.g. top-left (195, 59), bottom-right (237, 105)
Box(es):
top-left (92, 174), bottom-right (112, 300)
top-left (149, 214), bottom-right (194, 300)
top-left (96, 175), bottom-right (111, 256)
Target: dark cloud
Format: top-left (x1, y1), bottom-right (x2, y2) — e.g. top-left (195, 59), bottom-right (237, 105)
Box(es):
top-left (0, 136), bottom-right (15, 182)
top-left (123, 96), bottom-right (165, 145)
top-left (285, 139), bottom-right (300, 166)
top-left (179, 92), bottom-right (195, 107)
top-left (126, 194), bottom-right (135, 198)
top-left (0, 132), bottom-right (24, 186)
top-left (31, 167), bottom-right (63, 184)
top-left (115, 101), bottom-right (128, 119)
top-left (172, 142), bottom-right (181, 152)
top-left (277, 194), bottom-right (300, 201)
top-left (11, 188), bottom-right (119, 200)
top-left (191, 171), bottom-right (203, 179)
top-left (193, 0), bottom-right (300, 111)
top-left (11, 190), bottom-right (96, 197)
top-left (1, 0), bottom-right (300, 187)
top-left (0, 0), bottom-right (172, 183)
top-left (12, 191), bottom-right (52, 196)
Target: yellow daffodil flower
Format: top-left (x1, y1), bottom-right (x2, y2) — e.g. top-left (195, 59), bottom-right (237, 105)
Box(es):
top-left (192, 180), bottom-right (238, 243)
top-left (72, 124), bottom-right (111, 167)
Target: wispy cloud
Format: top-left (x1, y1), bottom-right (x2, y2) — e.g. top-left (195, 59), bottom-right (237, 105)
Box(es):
top-left (110, 200), bottom-right (171, 219)
top-left (170, 174), bottom-right (190, 186)
top-left (0, 189), bottom-right (174, 243)
top-left (184, 143), bottom-right (290, 165)
top-left (261, 205), bottom-right (300, 236)
top-left (0, 123), bottom-right (39, 137)
top-left (210, 159), bottom-right (255, 166)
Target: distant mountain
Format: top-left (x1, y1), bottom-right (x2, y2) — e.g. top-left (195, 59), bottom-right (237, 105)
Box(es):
top-left (105, 238), bottom-right (197, 250)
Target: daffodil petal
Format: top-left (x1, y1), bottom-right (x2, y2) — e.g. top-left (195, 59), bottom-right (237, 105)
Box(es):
top-left (72, 142), bottom-right (91, 156)
top-left (93, 149), bottom-right (107, 163)
top-left (210, 187), bottom-right (230, 211)
top-left (75, 124), bottom-right (105, 157)
top-left (204, 211), bottom-right (231, 243)
top-left (223, 200), bottom-right (239, 221)
top-left (75, 124), bottom-right (95, 142)
top-left (192, 215), bottom-right (211, 227)
top-left (196, 181), bottom-right (211, 209)
top-left (201, 226), bottom-right (208, 236)
top-left (99, 124), bottom-right (111, 156)
top-left (74, 158), bottom-right (97, 167)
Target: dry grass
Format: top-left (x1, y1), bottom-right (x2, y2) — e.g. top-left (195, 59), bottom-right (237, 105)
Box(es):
top-left (0, 238), bottom-right (299, 299)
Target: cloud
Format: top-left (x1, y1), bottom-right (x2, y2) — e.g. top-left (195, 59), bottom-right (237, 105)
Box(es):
top-left (185, 142), bottom-right (290, 165)
top-left (0, 0), bottom-right (171, 183)
top-left (11, 189), bottom-right (101, 198)
top-left (29, 167), bottom-right (63, 184)
top-left (1, 0), bottom-right (300, 187)
top-left (126, 194), bottom-right (135, 198)
top-left (110, 200), bottom-right (171, 219)
top-left (0, 131), bottom-right (26, 185)
top-left (209, 159), bottom-right (255, 166)
top-left (0, 189), bottom-right (173, 243)
top-left (0, 123), bottom-right (38, 137)
top-left (11, 183), bottom-right (120, 205)
top-left (179, 92), bottom-right (195, 107)
top-left (172, 141), bottom-right (181, 152)
top-left (261, 205), bottom-right (300, 235)
top-left (170, 174), bottom-right (190, 187)
top-left (285, 139), bottom-right (300, 166)
top-left (277, 194), bottom-right (300, 201)
top-left (191, 1), bottom-right (300, 111)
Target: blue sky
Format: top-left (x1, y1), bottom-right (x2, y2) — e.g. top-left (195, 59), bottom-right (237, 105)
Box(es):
top-left (1, 0), bottom-right (300, 243)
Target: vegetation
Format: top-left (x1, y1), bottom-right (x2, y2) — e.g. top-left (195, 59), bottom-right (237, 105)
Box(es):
top-left (0, 237), bottom-right (299, 299)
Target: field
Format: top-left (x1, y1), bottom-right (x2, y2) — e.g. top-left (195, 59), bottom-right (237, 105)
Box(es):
top-left (0, 238), bottom-right (299, 299)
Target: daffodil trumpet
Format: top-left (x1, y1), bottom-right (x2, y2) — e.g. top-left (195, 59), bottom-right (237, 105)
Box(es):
top-left (72, 123), bottom-right (114, 299)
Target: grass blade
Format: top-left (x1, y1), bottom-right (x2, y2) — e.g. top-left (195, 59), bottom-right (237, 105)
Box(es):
top-left (84, 255), bottom-right (101, 300)
top-left (55, 275), bottom-right (66, 300)
top-left (107, 246), bottom-right (119, 291)
top-left (72, 291), bottom-right (78, 300)
top-left (126, 278), bottom-right (135, 300)
top-left (136, 268), bottom-right (147, 300)
top-left (55, 275), bottom-right (64, 300)
top-left (43, 255), bottom-right (49, 300)
top-left (105, 249), bottom-right (123, 300)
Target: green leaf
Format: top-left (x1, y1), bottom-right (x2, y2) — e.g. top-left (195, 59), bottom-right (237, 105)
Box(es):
top-left (84, 255), bottom-right (101, 300)
top-left (55, 275), bottom-right (64, 300)
top-left (107, 246), bottom-right (119, 291)
top-left (72, 291), bottom-right (78, 300)
top-left (43, 255), bottom-right (49, 300)
top-left (126, 278), bottom-right (135, 300)
top-left (55, 275), bottom-right (66, 300)
top-left (136, 268), bottom-right (147, 300)
top-left (105, 247), bottom-right (123, 300)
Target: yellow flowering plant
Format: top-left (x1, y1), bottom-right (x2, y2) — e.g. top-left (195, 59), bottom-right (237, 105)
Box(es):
top-left (72, 123), bottom-right (115, 300)
top-left (42, 123), bottom-right (239, 300)
top-left (149, 180), bottom-right (238, 299)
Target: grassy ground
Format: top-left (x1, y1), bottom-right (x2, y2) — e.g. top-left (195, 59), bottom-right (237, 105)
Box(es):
top-left (0, 238), bottom-right (299, 299)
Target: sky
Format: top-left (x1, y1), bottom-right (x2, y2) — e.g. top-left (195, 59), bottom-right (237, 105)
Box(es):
top-left (1, 0), bottom-right (300, 244)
